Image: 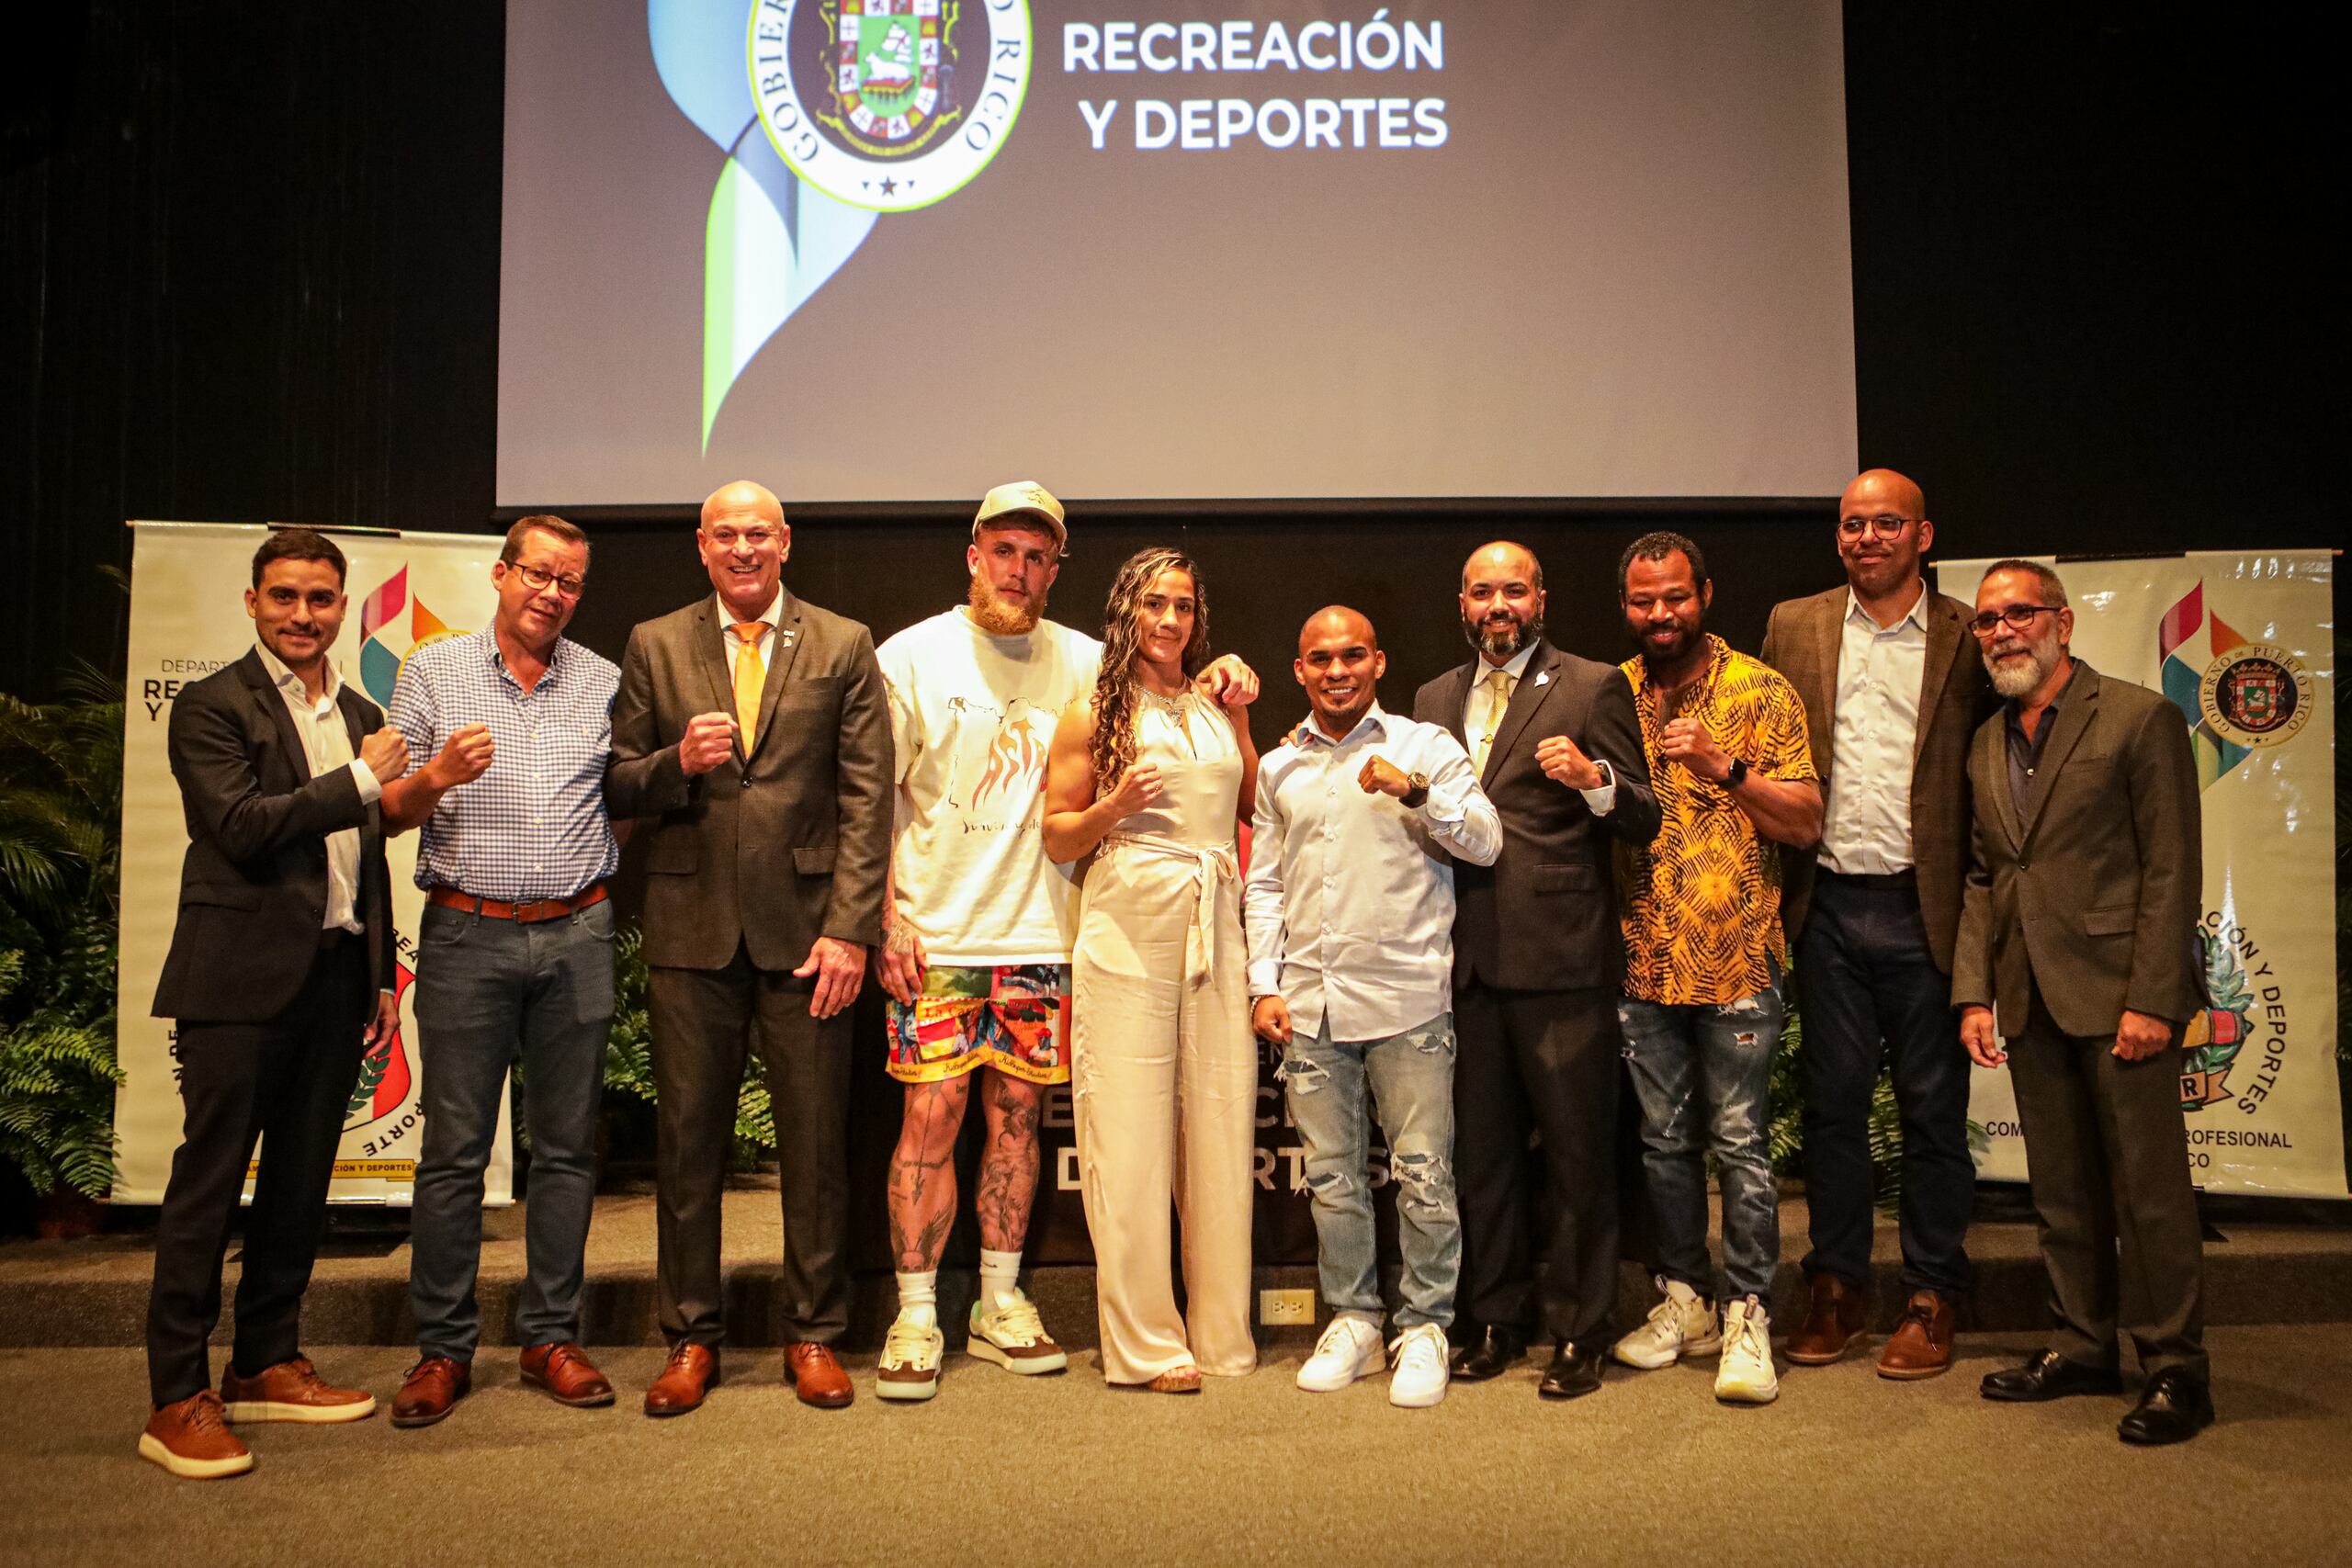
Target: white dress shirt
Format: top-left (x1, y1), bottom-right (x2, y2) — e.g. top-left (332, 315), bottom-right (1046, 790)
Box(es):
top-left (1818, 584), bottom-right (1928, 875)
top-left (717, 590), bottom-right (786, 686)
top-left (1245, 704), bottom-right (1501, 1041)
top-left (1460, 643), bottom-right (1618, 814)
top-left (254, 641), bottom-right (380, 932)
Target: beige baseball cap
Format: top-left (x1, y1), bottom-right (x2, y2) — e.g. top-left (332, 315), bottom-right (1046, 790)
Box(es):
top-left (972, 479), bottom-right (1068, 552)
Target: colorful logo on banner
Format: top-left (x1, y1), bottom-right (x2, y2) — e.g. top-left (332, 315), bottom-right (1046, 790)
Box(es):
top-left (2156, 581), bottom-right (2316, 788)
top-left (2155, 580), bottom-right (2314, 1113)
top-left (650, 0), bottom-right (1033, 448)
top-left (345, 565), bottom-right (469, 1132)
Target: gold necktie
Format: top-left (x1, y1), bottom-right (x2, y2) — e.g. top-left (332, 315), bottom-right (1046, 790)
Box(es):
top-left (1472, 666), bottom-right (1516, 773)
top-left (731, 622), bottom-right (765, 752)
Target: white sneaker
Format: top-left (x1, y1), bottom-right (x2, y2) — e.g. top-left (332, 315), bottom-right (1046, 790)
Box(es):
top-left (1714, 1296), bottom-right (1780, 1404)
top-left (1296, 1315), bottom-right (1385, 1393)
top-left (1612, 1276), bottom-right (1721, 1369)
top-left (876, 1312), bottom-right (944, 1402)
top-left (1387, 1324), bottom-right (1450, 1408)
top-left (967, 1288), bottom-right (1069, 1376)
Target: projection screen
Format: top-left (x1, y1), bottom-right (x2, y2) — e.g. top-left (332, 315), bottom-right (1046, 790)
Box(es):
top-left (498, 1), bottom-right (1855, 505)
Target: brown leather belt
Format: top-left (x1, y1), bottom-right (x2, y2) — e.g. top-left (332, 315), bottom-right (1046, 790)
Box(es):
top-left (427, 883), bottom-right (609, 923)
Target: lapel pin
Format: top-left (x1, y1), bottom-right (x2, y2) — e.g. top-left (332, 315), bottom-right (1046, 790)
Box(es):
top-left (1534, 671), bottom-right (1551, 687)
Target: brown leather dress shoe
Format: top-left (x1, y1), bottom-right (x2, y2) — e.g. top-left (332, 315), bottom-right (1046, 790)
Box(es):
top-left (139, 1390), bottom-right (254, 1480)
top-left (391, 1356), bottom-right (471, 1428)
top-left (1784, 1272), bottom-right (1868, 1365)
top-left (520, 1342), bottom-right (616, 1408)
top-left (1876, 1290), bottom-right (1955, 1380)
top-left (644, 1343), bottom-right (719, 1417)
top-left (786, 1342), bottom-right (854, 1409)
top-left (220, 1356), bottom-right (377, 1423)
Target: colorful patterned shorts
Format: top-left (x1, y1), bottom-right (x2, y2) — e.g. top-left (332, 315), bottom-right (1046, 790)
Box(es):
top-left (885, 964), bottom-right (1071, 1086)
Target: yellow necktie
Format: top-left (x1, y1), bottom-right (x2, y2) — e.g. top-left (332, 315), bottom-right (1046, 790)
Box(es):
top-left (1472, 666), bottom-right (1516, 773)
top-left (731, 622), bottom-right (765, 752)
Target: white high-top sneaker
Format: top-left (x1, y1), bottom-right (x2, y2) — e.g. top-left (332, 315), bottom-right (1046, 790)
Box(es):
top-left (1296, 1316), bottom-right (1385, 1393)
top-left (1714, 1295), bottom-right (1781, 1404)
top-left (1387, 1324), bottom-right (1451, 1409)
top-left (1611, 1276), bottom-right (1722, 1369)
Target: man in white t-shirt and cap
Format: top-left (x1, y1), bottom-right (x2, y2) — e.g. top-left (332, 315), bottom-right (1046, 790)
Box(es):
top-left (871, 480), bottom-right (1257, 1400)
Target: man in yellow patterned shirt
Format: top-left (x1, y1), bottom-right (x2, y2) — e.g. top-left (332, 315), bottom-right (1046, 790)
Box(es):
top-left (1607, 532), bottom-right (1821, 1406)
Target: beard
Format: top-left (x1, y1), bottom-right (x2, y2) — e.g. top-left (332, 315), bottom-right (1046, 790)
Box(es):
top-left (967, 575), bottom-right (1045, 637)
top-left (1463, 610), bottom-right (1543, 661)
top-left (1986, 639), bottom-right (2060, 698)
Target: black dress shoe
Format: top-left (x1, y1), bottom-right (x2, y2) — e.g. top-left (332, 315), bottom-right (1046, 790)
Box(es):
top-left (1980, 1348), bottom-right (2124, 1403)
top-left (1538, 1341), bottom-right (1604, 1401)
top-left (2118, 1370), bottom-right (2214, 1445)
top-left (1450, 1325), bottom-right (1525, 1382)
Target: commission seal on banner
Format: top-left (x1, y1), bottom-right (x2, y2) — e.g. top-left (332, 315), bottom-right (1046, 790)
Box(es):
top-left (749, 0), bottom-right (1033, 213)
top-left (2198, 642), bottom-right (2314, 750)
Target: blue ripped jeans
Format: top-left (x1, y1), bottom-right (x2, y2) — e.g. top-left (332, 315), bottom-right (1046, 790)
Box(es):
top-left (1618, 980), bottom-right (1783, 1304)
top-left (1280, 1014), bottom-right (1460, 1329)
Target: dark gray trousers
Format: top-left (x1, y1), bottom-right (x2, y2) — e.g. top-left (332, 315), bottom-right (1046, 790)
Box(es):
top-left (2008, 984), bottom-right (2207, 1381)
top-left (650, 940), bottom-right (852, 1347)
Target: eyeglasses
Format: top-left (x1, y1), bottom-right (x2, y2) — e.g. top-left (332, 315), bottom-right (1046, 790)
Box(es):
top-left (512, 563), bottom-right (586, 599)
top-left (1967, 604), bottom-right (2062, 637)
top-left (706, 527), bottom-right (778, 550)
top-left (1838, 514), bottom-right (1917, 539)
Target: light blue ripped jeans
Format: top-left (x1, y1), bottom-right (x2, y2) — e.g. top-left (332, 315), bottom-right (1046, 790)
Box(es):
top-left (1279, 1013), bottom-right (1460, 1329)
top-left (1618, 978), bottom-right (1783, 1303)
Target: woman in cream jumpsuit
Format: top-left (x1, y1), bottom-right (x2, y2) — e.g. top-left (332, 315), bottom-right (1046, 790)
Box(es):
top-left (1043, 547), bottom-right (1259, 1392)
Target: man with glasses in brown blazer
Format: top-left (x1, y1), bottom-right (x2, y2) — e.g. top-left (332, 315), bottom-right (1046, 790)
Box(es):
top-left (606, 479), bottom-right (894, 1417)
top-left (1760, 469), bottom-right (1993, 1379)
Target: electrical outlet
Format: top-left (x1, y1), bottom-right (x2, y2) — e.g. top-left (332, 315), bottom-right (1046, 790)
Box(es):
top-left (1260, 1288), bottom-right (1316, 1325)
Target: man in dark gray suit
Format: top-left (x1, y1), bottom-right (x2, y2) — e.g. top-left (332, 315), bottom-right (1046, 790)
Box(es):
top-left (1413, 540), bottom-right (1658, 1400)
top-left (1955, 558), bottom-right (2211, 1445)
top-left (141, 528), bottom-right (408, 1479)
top-left (1761, 468), bottom-right (1994, 1379)
top-left (607, 479), bottom-right (893, 1416)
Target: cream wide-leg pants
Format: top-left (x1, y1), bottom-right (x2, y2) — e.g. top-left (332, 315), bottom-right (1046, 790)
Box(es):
top-left (1070, 835), bottom-right (1259, 1383)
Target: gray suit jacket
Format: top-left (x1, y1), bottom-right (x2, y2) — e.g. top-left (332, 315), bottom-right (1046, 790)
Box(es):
top-left (606, 591), bottom-right (893, 972)
top-left (1761, 583), bottom-right (1993, 972)
top-left (1413, 637), bottom-right (1659, 992)
top-left (1951, 660), bottom-right (2204, 1038)
top-left (153, 649), bottom-right (396, 1022)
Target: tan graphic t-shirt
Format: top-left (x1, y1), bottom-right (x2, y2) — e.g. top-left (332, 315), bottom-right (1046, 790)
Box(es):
top-left (876, 609), bottom-right (1102, 966)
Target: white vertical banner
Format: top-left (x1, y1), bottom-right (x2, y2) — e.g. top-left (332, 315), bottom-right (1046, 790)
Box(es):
top-left (1934, 550), bottom-right (2343, 1198)
top-left (115, 523), bottom-right (515, 1205)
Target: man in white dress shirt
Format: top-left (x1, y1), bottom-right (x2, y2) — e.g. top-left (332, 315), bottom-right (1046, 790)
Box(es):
top-left (1246, 607), bottom-right (1500, 1409)
top-left (1760, 469), bottom-right (1994, 1378)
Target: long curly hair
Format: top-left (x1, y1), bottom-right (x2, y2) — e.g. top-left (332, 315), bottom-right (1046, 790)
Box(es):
top-left (1090, 547), bottom-right (1212, 789)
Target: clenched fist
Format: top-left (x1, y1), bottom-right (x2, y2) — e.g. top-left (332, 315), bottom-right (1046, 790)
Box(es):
top-left (359, 725), bottom-right (410, 782)
top-left (679, 711), bottom-right (737, 775)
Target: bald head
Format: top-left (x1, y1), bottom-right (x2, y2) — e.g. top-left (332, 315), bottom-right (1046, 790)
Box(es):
top-left (1837, 468), bottom-right (1934, 606)
top-left (1298, 604), bottom-right (1377, 656)
top-left (1842, 468), bottom-right (1925, 521)
top-left (698, 479), bottom-right (789, 620)
top-left (701, 479), bottom-right (783, 528)
top-left (1295, 605), bottom-right (1385, 732)
top-left (1462, 540), bottom-right (1542, 592)
top-left (1459, 539), bottom-right (1547, 663)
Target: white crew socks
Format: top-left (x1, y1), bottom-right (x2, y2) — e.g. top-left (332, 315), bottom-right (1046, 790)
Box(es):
top-left (978, 1248), bottom-right (1023, 1311)
top-left (896, 1269), bottom-right (938, 1331)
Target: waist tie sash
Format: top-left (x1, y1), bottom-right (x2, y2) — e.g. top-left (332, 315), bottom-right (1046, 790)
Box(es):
top-left (1100, 832), bottom-right (1237, 987)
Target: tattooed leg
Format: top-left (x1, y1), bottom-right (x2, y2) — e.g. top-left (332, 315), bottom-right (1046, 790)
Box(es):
top-left (975, 1067), bottom-right (1046, 1253)
top-left (888, 1076), bottom-right (973, 1272)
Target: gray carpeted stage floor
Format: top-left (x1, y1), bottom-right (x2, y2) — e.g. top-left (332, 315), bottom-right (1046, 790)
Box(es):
top-left (8, 1326), bottom-right (2345, 1568)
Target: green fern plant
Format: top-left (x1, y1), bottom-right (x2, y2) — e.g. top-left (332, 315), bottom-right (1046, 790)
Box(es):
top-left (0, 667), bottom-right (128, 1200)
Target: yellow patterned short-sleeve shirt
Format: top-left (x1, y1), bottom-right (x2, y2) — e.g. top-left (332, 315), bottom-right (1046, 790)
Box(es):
top-left (1617, 635), bottom-right (1817, 1006)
